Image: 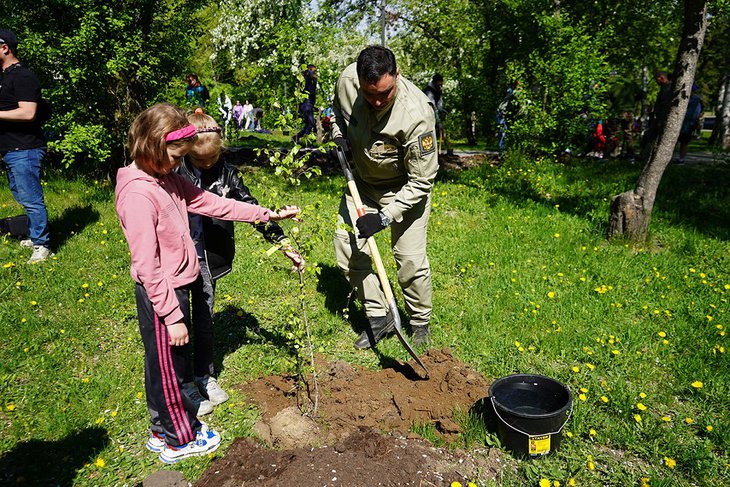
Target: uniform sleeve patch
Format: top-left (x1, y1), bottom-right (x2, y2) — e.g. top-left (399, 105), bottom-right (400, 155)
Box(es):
top-left (418, 132), bottom-right (436, 155)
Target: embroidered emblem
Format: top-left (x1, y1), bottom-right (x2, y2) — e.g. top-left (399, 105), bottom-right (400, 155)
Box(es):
top-left (418, 132), bottom-right (435, 155)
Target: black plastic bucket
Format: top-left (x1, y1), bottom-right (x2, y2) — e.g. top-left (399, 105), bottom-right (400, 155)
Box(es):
top-left (488, 374), bottom-right (572, 458)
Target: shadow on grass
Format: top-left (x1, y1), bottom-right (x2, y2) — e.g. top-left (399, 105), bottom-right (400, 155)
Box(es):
top-left (212, 305), bottom-right (289, 375)
top-left (456, 155), bottom-right (730, 241)
top-left (0, 426), bottom-right (108, 485)
top-left (50, 205), bottom-right (99, 251)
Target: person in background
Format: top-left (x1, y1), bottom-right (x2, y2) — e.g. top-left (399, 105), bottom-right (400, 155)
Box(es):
top-left (175, 112), bottom-right (304, 415)
top-left (330, 45), bottom-right (438, 349)
top-left (294, 64), bottom-right (317, 143)
top-left (116, 102), bottom-right (299, 463)
top-left (243, 99), bottom-right (253, 131)
top-left (216, 92), bottom-right (232, 136)
top-left (232, 100), bottom-right (244, 130)
top-left (185, 74), bottom-right (210, 108)
top-left (423, 73), bottom-right (445, 144)
top-left (675, 84), bottom-right (702, 165)
top-left (251, 107), bottom-right (264, 131)
top-left (640, 71), bottom-right (672, 160)
top-left (0, 29), bottom-right (52, 264)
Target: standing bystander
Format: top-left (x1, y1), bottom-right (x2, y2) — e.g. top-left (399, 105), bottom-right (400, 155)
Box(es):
top-left (0, 29), bottom-right (52, 263)
top-left (294, 64), bottom-right (317, 143)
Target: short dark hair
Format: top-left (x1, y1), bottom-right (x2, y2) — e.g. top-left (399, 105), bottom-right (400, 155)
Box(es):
top-left (433, 73), bottom-right (443, 83)
top-left (356, 45), bottom-right (397, 84)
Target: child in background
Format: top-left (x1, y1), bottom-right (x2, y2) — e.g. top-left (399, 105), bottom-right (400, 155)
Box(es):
top-left (176, 112), bottom-right (304, 414)
top-left (115, 103), bottom-right (299, 463)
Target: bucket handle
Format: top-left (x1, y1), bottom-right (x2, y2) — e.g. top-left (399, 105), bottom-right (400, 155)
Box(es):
top-left (489, 396), bottom-right (573, 438)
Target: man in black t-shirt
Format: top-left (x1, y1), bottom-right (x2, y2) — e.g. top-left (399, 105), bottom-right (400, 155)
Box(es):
top-left (0, 29), bottom-right (52, 263)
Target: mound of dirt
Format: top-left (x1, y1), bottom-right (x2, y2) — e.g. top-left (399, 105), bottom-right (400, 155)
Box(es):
top-left (193, 349), bottom-right (506, 486)
top-left (240, 348), bottom-right (490, 446)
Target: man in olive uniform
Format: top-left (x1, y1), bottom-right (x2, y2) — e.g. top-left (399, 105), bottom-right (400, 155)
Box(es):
top-left (331, 45), bottom-right (438, 349)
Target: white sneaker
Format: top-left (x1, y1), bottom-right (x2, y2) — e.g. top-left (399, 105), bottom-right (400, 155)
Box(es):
top-left (158, 424), bottom-right (221, 464)
top-left (196, 375), bottom-right (229, 406)
top-left (145, 431), bottom-right (166, 452)
top-left (19, 239), bottom-right (33, 248)
top-left (182, 382), bottom-right (214, 416)
top-left (27, 245), bottom-right (53, 264)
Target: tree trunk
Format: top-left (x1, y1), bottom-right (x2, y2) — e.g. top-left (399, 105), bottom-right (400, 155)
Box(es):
top-left (718, 71), bottom-right (730, 150)
top-left (608, 0), bottom-right (709, 241)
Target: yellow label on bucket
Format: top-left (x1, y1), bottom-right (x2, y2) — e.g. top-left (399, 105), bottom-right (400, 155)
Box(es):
top-left (528, 434), bottom-right (551, 455)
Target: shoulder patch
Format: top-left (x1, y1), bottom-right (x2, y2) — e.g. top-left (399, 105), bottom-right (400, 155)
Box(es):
top-left (418, 132), bottom-right (436, 155)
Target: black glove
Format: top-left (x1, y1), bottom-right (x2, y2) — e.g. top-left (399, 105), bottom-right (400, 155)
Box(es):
top-left (356, 212), bottom-right (387, 239)
top-left (329, 136), bottom-right (349, 163)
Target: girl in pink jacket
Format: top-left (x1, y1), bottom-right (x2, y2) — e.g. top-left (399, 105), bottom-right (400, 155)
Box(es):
top-left (115, 103), bottom-right (298, 463)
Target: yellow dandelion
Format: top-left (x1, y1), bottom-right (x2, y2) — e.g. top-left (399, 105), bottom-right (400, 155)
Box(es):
top-left (634, 414), bottom-right (642, 423)
top-left (611, 349), bottom-right (620, 355)
top-left (136, 392), bottom-right (144, 399)
top-left (661, 416), bottom-right (672, 422)
top-left (554, 233), bottom-right (560, 238)
top-left (637, 403), bottom-right (647, 411)
top-left (600, 396), bottom-right (609, 403)
top-left (566, 431), bottom-right (573, 438)
top-left (587, 461), bottom-right (595, 471)
top-left (579, 393), bottom-right (587, 401)
top-left (685, 417), bottom-right (694, 424)
top-left (586, 363), bottom-right (595, 370)
top-left (553, 482), bottom-right (561, 487)
top-left (82, 378), bottom-right (90, 383)
top-left (548, 291), bottom-right (556, 298)
top-left (572, 366), bottom-right (580, 373)
top-left (95, 458), bottom-right (105, 468)
top-left (82, 283), bottom-right (89, 288)
top-left (450, 482), bottom-right (462, 487)
top-left (539, 479), bottom-right (551, 487)
top-left (640, 392), bottom-right (647, 399)
top-left (664, 457), bottom-right (676, 469)
top-left (706, 425), bottom-right (713, 432)
top-left (3, 262), bottom-right (15, 268)
top-left (568, 479), bottom-right (576, 486)
top-left (691, 381), bottom-right (703, 389)
top-left (6, 403), bottom-right (15, 411)
top-left (658, 331), bottom-right (666, 338)
top-left (30, 300), bottom-right (37, 306)
top-left (589, 428), bottom-right (597, 436)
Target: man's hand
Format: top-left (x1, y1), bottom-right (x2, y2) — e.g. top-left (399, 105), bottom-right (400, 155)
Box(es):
top-left (356, 213), bottom-right (386, 239)
top-left (167, 322), bottom-right (189, 346)
top-left (329, 136), bottom-right (349, 162)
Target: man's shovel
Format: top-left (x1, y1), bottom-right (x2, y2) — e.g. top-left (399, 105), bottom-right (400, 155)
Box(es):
top-left (335, 144), bottom-right (429, 378)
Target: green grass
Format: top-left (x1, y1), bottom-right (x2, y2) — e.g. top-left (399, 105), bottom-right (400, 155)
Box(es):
top-left (1, 152), bottom-right (729, 486)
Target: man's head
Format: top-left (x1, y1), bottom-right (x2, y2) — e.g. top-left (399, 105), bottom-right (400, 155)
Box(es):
top-left (186, 73), bottom-right (200, 86)
top-left (655, 71), bottom-right (670, 86)
top-left (0, 29), bottom-right (19, 62)
top-left (432, 73), bottom-right (443, 91)
top-left (356, 45), bottom-right (399, 111)
top-left (307, 64), bottom-right (317, 75)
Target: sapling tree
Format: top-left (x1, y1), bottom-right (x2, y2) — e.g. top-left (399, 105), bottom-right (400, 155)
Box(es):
top-left (257, 105), bottom-right (323, 416)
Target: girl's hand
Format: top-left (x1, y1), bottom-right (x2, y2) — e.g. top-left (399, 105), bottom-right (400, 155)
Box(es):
top-left (281, 244), bottom-right (305, 272)
top-left (270, 205), bottom-right (301, 221)
top-left (167, 322), bottom-right (189, 346)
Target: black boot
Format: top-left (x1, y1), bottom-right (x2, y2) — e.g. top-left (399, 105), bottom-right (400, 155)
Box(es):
top-left (412, 325), bottom-right (431, 348)
top-left (354, 315), bottom-right (395, 349)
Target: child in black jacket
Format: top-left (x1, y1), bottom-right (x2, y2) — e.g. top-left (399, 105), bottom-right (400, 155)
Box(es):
top-left (175, 113), bottom-right (303, 415)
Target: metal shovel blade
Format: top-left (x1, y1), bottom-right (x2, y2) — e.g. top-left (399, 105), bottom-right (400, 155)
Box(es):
top-left (388, 300), bottom-right (429, 378)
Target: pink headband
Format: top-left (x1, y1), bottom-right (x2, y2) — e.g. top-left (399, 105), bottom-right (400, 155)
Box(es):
top-left (165, 124), bottom-right (197, 142)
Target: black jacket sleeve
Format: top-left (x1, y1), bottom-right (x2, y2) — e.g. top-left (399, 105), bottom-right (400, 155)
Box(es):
top-left (225, 164), bottom-right (286, 243)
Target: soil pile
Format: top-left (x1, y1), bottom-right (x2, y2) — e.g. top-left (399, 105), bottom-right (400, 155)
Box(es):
top-left (194, 349), bottom-right (507, 486)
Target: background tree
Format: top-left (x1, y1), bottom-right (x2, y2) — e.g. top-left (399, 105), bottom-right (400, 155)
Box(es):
top-left (7, 0), bottom-right (200, 174)
top-left (608, 0), bottom-right (709, 241)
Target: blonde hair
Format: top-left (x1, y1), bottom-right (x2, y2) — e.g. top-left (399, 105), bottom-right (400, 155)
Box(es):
top-left (127, 103), bottom-right (191, 176)
top-left (187, 113), bottom-right (224, 164)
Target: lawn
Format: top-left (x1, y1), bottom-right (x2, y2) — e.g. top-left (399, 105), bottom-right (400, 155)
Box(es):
top-left (1, 151), bottom-right (728, 486)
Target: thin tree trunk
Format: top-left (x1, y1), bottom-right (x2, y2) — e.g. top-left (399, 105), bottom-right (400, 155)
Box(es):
top-left (608, 0), bottom-right (708, 241)
top-left (718, 71), bottom-right (730, 150)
